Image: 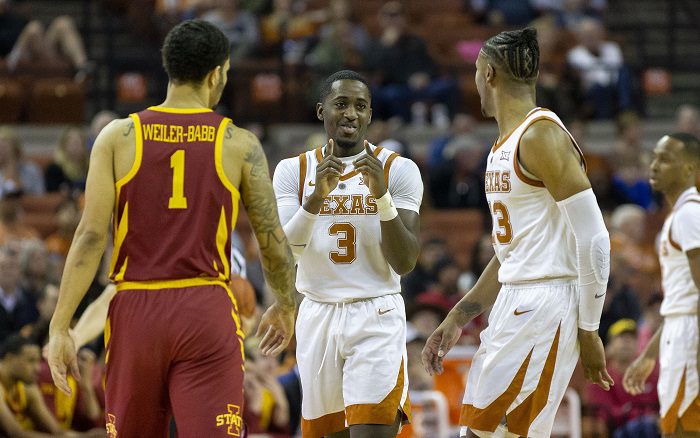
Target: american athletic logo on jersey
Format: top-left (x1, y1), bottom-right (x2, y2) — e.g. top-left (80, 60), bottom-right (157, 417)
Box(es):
top-left (106, 413), bottom-right (118, 438)
top-left (500, 151), bottom-right (511, 161)
top-left (216, 404), bottom-right (243, 436)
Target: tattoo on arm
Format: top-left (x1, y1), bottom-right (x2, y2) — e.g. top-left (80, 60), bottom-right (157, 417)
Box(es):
top-left (456, 300), bottom-right (482, 320)
top-left (122, 121), bottom-right (134, 137)
top-left (240, 134), bottom-right (296, 307)
top-left (225, 125), bottom-right (233, 139)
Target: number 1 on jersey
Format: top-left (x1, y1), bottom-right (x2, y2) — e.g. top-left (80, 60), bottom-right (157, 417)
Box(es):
top-left (169, 150), bottom-right (188, 209)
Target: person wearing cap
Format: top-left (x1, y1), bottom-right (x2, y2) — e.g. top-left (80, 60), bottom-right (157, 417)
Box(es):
top-left (623, 133), bottom-right (700, 436)
top-left (586, 319), bottom-right (659, 436)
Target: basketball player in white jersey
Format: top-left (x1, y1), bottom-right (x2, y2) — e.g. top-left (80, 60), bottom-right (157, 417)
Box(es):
top-left (421, 28), bottom-right (613, 438)
top-left (623, 133), bottom-right (700, 437)
top-left (273, 70), bottom-right (423, 437)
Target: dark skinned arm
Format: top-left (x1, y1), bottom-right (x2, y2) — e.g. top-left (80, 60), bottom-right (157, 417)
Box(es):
top-left (354, 141), bottom-right (420, 274)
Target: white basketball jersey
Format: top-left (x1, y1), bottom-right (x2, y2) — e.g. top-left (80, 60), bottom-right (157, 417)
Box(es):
top-left (275, 144), bottom-right (422, 303)
top-left (485, 107), bottom-right (585, 284)
top-left (659, 187), bottom-right (700, 316)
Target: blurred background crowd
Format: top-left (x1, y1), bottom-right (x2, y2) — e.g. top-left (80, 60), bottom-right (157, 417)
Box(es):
top-left (0, 0), bottom-right (699, 436)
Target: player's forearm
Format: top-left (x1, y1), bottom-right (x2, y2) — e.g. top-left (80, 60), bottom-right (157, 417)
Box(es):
top-left (258, 229), bottom-right (297, 309)
top-left (72, 284), bottom-right (115, 348)
top-left (641, 323), bottom-right (663, 361)
top-left (77, 382), bottom-right (102, 422)
top-left (50, 230), bottom-right (108, 334)
top-left (450, 255), bottom-right (501, 326)
top-left (379, 217), bottom-right (419, 275)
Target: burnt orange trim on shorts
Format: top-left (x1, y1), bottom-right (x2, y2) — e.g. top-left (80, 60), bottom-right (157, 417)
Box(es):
top-left (346, 358), bottom-right (411, 425)
top-left (491, 107), bottom-right (541, 153)
top-left (298, 152), bottom-right (307, 205)
top-left (301, 410), bottom-right (346, 438)
top-left (459, 348), bottom-right (534, 432)
top-left (661, 368), bottom-right (700, 434)
top-left (384, 153), bottom-right (399, 187)
top-left (506, 324), bottom-right (562, 436)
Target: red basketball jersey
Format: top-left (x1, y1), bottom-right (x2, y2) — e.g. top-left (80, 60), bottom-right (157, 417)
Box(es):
top-left (109, 107), bottom-right (239, 287)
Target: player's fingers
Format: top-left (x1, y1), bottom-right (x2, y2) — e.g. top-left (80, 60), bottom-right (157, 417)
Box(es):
top-left (327, 139), bottom-right (334, 157)
top-left (70, 356), bottom-right (82, 382)
top-left (602, 368), bottom-right (614, 386)
top-left (421, 335), bottom-right (439, 375)
top-left (258, 325), bottom-right (275, 350)
top-left (364, 140), bottom-right (371, 154)
top-left (50, 363), bottom-right (72, 396)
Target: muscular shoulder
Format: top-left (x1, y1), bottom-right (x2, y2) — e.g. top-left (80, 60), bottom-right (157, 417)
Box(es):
top-left (222, 121), bottom-right (262, 160)
top-left (100, 117), bottom-right (135, 145)
top-left (520, 119), bottom-right (572, 158)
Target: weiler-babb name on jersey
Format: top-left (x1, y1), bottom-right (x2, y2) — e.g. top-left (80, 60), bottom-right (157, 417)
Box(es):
top-left (485, 170), bottom-right (512, 193)
top-left (142, 123), bottom-right (216, 143)
top-left (316, 194), bottom-right (378, 216)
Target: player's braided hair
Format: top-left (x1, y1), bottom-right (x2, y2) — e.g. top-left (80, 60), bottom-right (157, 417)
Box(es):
top-left (481, 28), bottom-right (539, 84)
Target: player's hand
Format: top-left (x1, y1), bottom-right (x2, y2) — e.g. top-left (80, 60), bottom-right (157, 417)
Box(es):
top-left (353, 140), bottom-right (386, 198)
top-left (47, 330), bottom-right (81, 396)
top-left (622, 355), bottom-right (655, 395)
top-left (422, 313), bottom-right (462, 376)
top-left (312, 139), bottom-right (344, 198)
top-left (578, 328), bottom-right (614, 390)
top-left (256, 302), bottom-right (296, 356)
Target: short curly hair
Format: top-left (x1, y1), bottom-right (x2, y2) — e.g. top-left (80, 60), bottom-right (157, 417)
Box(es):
top-left (161, 19), bottom-right (230, 84)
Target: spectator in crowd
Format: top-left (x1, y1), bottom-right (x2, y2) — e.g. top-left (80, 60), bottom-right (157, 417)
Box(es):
top-left (260, 0), bottom-right (325, 62)
top-left (585, 319), bottom-right (659, 437)
top-left (305, 0), bottom-right (368, 76)
top-left (0, 193), bottom-right (40, 246)
top-left (609, 113), bottom-right (655, 209)
top-left (428, 135), bottom-right (488, 210)
top-left (401, 237), bottom-right (449, 301)
top-left (86, 110), bottom-right (118, 151)
top-left (531, 16), bottom-right (578, 121)
top-left (416, 258), bottom-right (464, 313)
top-left (38, 348), bottom-right (104, 432)
top-left (0, 335), bottom-right (103, 437)
top-left (0, 0), bottom-right (92, 80)
top-left (599, 256), bottom-right (642, 345)
top-left (469, 0), bottom-right (539, 26)
top-left (277, 364), bottom-right (301, 436)
top-left (201, 0), bottom-right (260, 62)
top-left (44, 199), bottom-right (81, 258)
top-left (567, 17), bottom-right (633, 119)
top-left (19, 240), bottom-right (56, 303)
top-left (45, 126), bottom-right (89, 194)
top-left (363, 1), bottom-right (458, 123)
top-left (0, 246), bottom-right (38, 340)
top-left (243, 345), bottom-right (291, 436)
top-left (609, 203), bottom-right (659, 279)
top-left (366, 118), bottom-right (413, 159)
top-left (676, 104), bottom-right (700, 139)
top-left (0, 127), bottom-right (45, 197)
top-left (427, 113), bottom-right (477, 168)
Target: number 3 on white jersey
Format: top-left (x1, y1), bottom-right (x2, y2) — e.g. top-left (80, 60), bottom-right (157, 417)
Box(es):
top-left (489, 201), bottom-right (513, 244)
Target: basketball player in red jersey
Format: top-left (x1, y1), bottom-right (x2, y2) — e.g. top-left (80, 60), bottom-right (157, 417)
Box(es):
top-left (46, 20), bottom-right (297, 437)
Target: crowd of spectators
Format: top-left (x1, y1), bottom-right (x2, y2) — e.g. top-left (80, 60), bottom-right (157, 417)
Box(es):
top-left (0, 0), bottom-right (697, 437)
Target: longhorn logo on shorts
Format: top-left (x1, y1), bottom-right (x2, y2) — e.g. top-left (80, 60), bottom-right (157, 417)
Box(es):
top-left (106, 413), bottom-right (117, 438)
top-left (216, 404), bottom-right (243, 436)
